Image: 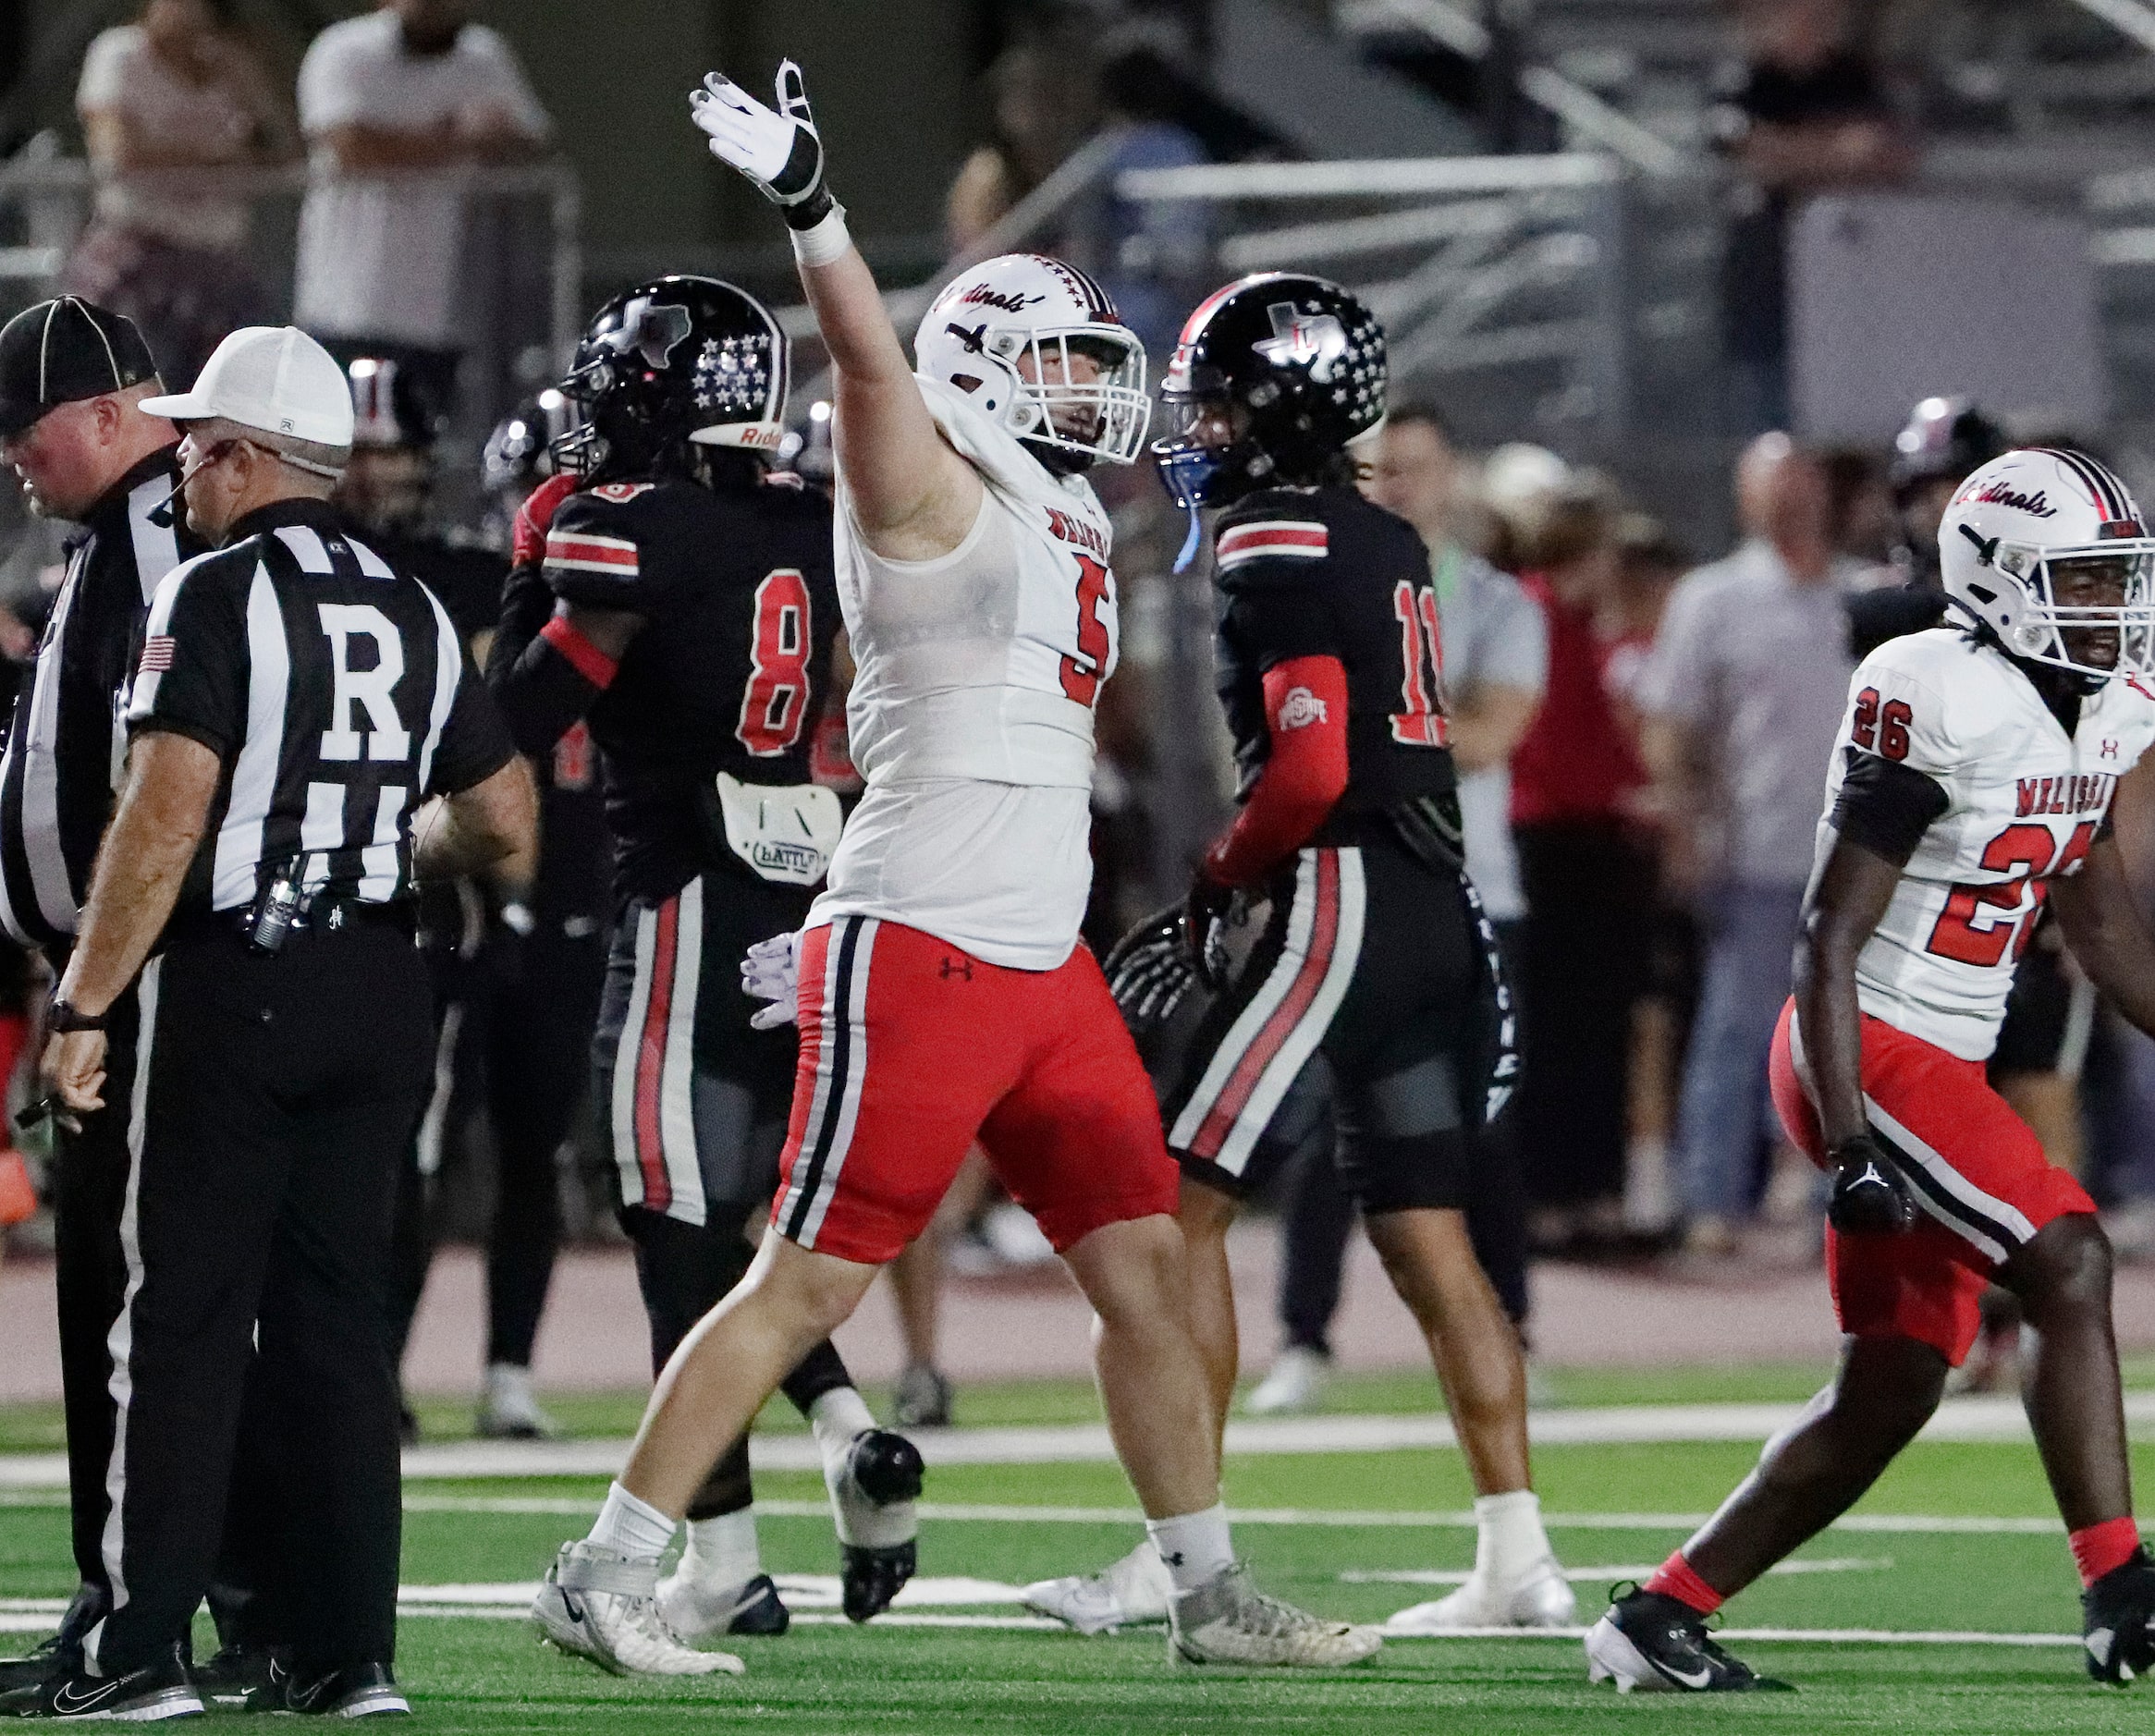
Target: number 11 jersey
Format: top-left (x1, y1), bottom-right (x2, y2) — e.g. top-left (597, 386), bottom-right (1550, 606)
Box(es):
top-left (1818, 625), bottom-right (2155, 1060)
top-left (814, 375), bottom-right (1118, 971)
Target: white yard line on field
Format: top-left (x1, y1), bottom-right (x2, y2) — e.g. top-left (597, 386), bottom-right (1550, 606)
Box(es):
top-left (6, 1392), bottom-right (2155, 1488)
top-left (1341, 1557), bottom-right (1891, 1585)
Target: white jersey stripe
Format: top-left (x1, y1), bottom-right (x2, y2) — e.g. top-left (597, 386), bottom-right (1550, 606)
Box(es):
top-left (414, 583), bottom-right (461, 800)
top-left (84, 957), bottom-right (160, 1673)
top-left (797, 918), bottom-right (877, 1247)
top-left (357, 786), bottom-right (405, 900)
top-left (1865, 1095), bottom-right (2036, 1263)
top-left (125, 475), bottom-right (178, 605)
top-left (610, 907), bottom-right (658, 1211)
top-left (210, 565), bottom-right (290, 909)
top-left (658, 878), bottom-right (707, 1228)
top-left (1215, 850), bottom-right (1366, 1176)
top-left (774, 920), bottom-right (851, 1234)
top-left (1169, 854), bottom-right (1322, 1155)
top-left (14, 553), bottom-right (83, 937)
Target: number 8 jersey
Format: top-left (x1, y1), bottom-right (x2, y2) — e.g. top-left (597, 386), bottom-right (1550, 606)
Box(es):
top-left (1818, 624), bottom-right (2155, 1060)
top-left (813, 374), bottom-right (1119, 971)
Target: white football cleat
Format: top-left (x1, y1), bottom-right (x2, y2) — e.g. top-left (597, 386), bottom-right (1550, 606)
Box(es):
top-left (1384, 1557), bottom-right (1578, 1632)
top-left (1244, 1346), bottom-right (1332, 1416)
top-left (533, 1542), bottom-right (744, 1677)
top-left (477, 1363), bottom-right (561, 1440)
top-left (1022, 1537), bottom-right (1175, 1635)
top-left (1170, 1563), bottom-right (1384, 1668)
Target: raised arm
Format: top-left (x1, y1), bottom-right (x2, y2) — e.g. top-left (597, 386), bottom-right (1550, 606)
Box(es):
top-left (690, 61), bottom-right (979, 559)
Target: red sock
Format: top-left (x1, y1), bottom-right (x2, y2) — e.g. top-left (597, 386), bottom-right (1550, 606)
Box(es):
top-left (1642, 1551), bottom-right (1723, 1616)
top-left (2071, 1517), bottom-right (2141, 1588)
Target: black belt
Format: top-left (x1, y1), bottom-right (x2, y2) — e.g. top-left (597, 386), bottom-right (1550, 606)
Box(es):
top-left (168, 897), bottom-right (417, 949)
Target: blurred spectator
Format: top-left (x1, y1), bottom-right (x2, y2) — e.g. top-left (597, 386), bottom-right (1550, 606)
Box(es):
top-left (294, 0), bottom-right (549, 422)
top-left (1508, 483), bottom-right (1655, 1241)
top-left (1710, 0), bottom-right (1916, 433)
top-left (1062, 43), bottom-right (1211, 361)
top-left (1243, 404), bottom-right (1550, 1415)
top-left (945, 39), bottom-right (1097, 253)
top-left (67, 0), bottom-right (298, 388)
top-left (1637, 435), bottom-right (1868, 1256)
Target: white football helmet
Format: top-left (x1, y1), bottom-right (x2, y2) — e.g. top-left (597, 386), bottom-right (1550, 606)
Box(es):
top-left (1939, 447), bottom-right (2155, 681)
top-left (914, 253), bottom-right (1150, 467)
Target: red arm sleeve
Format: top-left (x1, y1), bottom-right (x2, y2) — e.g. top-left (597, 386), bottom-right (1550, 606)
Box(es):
top-left (1203, 655), bottom-right (1351, 888)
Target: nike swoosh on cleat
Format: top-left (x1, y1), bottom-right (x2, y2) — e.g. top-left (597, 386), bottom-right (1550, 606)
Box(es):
top-left (1654, 1662), bottom-right (1713, 1690)
top-left (52, 1679), bottom-right (124, 1714)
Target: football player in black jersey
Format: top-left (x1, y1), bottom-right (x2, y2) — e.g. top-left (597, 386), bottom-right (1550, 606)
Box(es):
top-left (490, 276), bottom-right (920, 1652)
top-left (1082, 275), bottom-right (1572, 1632)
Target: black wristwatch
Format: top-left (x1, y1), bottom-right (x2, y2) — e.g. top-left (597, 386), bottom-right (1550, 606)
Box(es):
top-left (46, 996), bottom-right (108, 1033)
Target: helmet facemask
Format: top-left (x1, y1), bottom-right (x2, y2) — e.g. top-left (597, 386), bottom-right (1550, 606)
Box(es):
top-left (991, 324), bottom-right (1150, 467)
top-left (1959, 527), bottom-right (2155, 682)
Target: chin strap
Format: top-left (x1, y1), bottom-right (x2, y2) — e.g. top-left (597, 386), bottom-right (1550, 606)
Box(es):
top-left (1173, 505), bottom-right (1205, 574)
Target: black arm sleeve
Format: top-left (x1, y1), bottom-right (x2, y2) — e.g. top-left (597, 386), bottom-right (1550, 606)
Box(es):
top-left (1831, 747), bottom-right (1950, 865)
top-left (427, 642), bottom-right (518, 797)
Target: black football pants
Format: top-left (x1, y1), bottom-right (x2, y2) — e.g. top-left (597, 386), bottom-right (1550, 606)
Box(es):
top-left (84, 916), bottom-right (432, 1679)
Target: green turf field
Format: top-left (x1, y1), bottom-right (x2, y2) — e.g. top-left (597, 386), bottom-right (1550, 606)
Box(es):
top-left (7, 1369), bottom-right (2155, 1731)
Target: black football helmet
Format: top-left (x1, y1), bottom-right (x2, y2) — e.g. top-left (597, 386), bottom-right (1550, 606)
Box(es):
top-left (1889, 396), bottom-right (2007, 500)
top-left (555, 275), bottom-right (788, 480)
top-left (1153, 272), bottom-right (1387, 510)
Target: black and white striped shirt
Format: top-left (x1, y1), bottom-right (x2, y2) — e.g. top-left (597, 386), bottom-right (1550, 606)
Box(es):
top-left (0, 448), bottom-right (202, 953)
top-left (126, 497), bottom-right (514, 920)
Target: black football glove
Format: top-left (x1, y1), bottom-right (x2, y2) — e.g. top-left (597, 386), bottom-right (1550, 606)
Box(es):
top-left (1827, 1133), bottom-right (1919, 1236)
top-left (1104, 903), bottom-right (1198, 1033)
top-left (1183, 874), bottom-right (1237, 992)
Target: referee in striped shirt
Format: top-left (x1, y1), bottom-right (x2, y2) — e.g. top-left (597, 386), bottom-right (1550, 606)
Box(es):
top-left (0, 298), bottom-right (202, 1689)
top-left (17, 326), bottom-right (534, 1721)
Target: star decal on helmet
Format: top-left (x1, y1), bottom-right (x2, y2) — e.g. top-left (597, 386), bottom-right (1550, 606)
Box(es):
top-left (692, 334), bottom-right (772, 415)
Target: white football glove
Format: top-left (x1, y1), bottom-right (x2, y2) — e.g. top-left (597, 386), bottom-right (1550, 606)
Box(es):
top-left (741, 930), bottom-right (803, 1031)
top-left (690, 61), bottom-right (831, 222)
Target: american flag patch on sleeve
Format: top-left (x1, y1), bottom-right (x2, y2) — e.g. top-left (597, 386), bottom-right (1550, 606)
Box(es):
top-left (137, 635), bottom-right (176, 674)
top-left (544, 530), bottom-right (641, 579)
top-left (1216, 520), bottom-right (1329, 573)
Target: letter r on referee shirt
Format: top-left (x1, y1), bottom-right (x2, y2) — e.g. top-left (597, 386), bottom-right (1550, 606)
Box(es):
top-left (316, 605), bottom-right (410, 762)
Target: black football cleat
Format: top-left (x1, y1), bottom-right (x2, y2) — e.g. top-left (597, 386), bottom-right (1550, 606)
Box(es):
top-left (725, 1574), bottom-right (792, 1637)
top-left (2085, 1547), bottom-right (2155, 1684)
top-left (1585, 1586), bottom-right (1792, 1693)
top-left (0, 1642), bottom-right (202, 1719)
top-left (826, 1426), bottom-right (923, 1623)
top-left (191, 1642), bottom-right (283, 1708)
top-left (842, 1540), bottom-right (918, 1625)
top-left (0, 1641), bottom-right (69, 1697)
top-left (281, 1662), bottom-right (410, 1718)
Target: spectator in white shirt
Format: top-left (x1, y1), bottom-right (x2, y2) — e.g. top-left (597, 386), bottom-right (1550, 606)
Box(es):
top-left (293, 0), bottom-right (548, 421)
top-left (68, 0), bottom-right (298, 386)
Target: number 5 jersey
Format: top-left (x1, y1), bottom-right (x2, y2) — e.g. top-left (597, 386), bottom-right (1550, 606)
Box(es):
top-left (1818, 624), bottom-right (2155, 1061)
top-left (813, 374), bottom-right (1119, 972)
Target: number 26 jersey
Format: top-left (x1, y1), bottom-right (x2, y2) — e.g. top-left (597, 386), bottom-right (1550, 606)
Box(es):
top-left (1816, 626), bottom-right (2155, 1060)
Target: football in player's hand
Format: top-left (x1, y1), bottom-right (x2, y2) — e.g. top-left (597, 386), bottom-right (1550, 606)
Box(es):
top-left (1827, 1134), bottom-right (1919, 1235)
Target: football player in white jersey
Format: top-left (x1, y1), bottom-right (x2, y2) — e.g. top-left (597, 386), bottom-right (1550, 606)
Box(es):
top-left (529, 59), bottom-right (1381, 1676)
top-left (1587, 448), bottom-right (2155, 1693)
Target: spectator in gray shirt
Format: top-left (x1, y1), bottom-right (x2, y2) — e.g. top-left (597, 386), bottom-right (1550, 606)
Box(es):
top-left (1244, 403), bottom-right (1549, 1416)
top-left (1638, 435), bottom-right (1867, 1255)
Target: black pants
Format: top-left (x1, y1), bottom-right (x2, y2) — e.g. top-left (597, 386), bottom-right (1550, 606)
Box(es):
top-left (1275, 921), bottom-right (1532, 1351)
top-left (1511, 821), bottom-right (1654, 1208)
top-left (87, 915), bottom-right (432, 1677)
top-left (50, 990), bottom-right (140, 1632)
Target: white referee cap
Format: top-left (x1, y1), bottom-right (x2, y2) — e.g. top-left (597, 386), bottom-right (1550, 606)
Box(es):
top-left (141, 325), bottom-right (355, 449)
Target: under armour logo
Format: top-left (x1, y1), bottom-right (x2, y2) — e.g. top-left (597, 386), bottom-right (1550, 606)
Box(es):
top-left (939, 957), bottom-right (973, 981)
top-left (1255, 302), bottom-right (1350, 383)
top-left (2103, 739), bottom-right (2121, 761)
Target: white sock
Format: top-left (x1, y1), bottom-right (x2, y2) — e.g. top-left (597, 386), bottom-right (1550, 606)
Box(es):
top-left (679, 1508), bottom-right (761, 1591)
top-left (588, 1481), bottom-right (677, 1563)
top-left (1146, 1504), bottom-right (1235, 1593)
top-left (1473, 1489), bottom-right (1551, 1583)
top-left (810, 1386), bottom-right (876, 1465)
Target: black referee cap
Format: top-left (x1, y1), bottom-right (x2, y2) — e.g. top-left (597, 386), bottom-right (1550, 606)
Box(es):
top-left (0, 298), bottom-right (161, 438)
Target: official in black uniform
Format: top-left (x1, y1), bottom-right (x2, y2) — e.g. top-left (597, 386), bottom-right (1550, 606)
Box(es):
top-left (0, 298), bottom-right (206, 1689)
top-left (1107, 274), bottom-right (1571, 1632)
top-left (491, 277), bottom-right (919, 1634)
top-left (18, 324), bottom-right (534, 1720)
